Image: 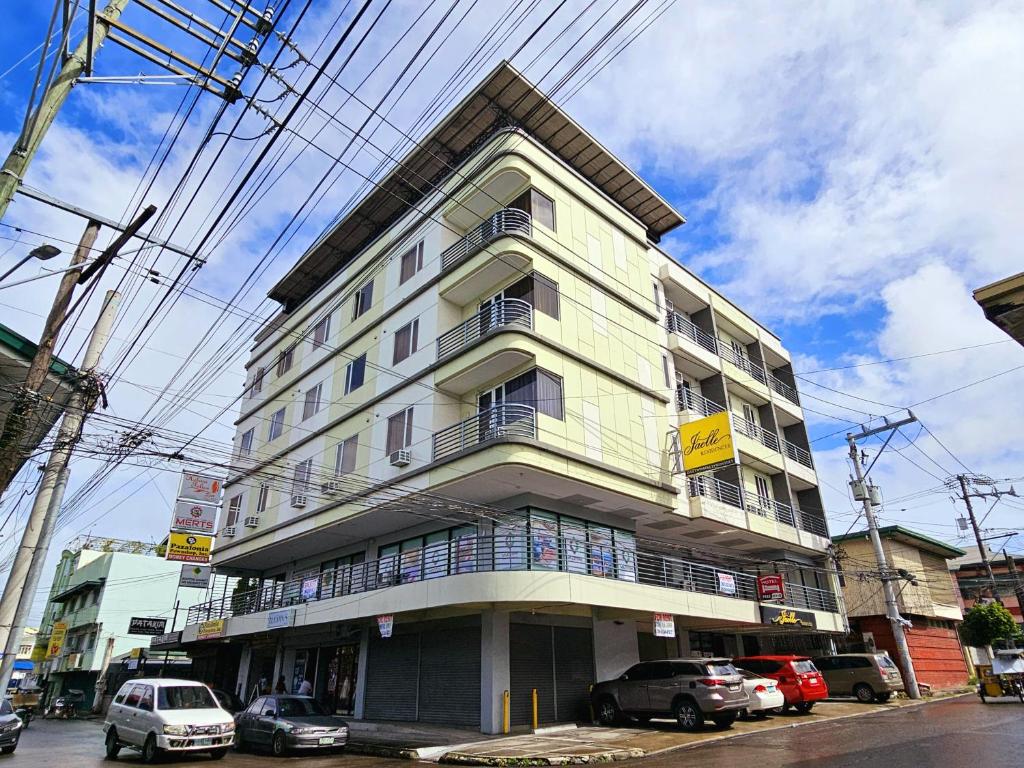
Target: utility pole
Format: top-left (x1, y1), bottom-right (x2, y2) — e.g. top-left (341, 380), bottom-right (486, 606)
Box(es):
top-left (952, 474), bottom-right (1018, 599)
top-left (92, 634), bottom-right (116, 713)
top-left (0, 205), bottom-right (154, 497)
top-left (847, 413), bottom-right (922, 699)
top-left (0, 290), bottom-right (121, 695)
top-left (0, 0), bottom-right (131, 220)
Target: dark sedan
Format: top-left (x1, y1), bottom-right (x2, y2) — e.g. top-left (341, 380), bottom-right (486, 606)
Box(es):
top-left (0, 699), bottom-right (23, 754)
top-left (235, 695), bottom-right (348, 756)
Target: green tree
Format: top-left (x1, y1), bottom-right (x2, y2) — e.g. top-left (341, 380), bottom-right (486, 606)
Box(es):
top-left (961, 602), bottom-right (1021, 647)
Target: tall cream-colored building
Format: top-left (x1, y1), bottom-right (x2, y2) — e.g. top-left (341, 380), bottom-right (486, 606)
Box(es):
top-left (177, 63), bottom-right (843, 732)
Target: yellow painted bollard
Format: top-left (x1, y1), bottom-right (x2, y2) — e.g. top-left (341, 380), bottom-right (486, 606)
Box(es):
top-left (503, 690), bottom-right (510, 734)
top-left (531, 687), bottom-right (539, 731)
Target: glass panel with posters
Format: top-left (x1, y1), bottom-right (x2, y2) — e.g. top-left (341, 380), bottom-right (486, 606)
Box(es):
top-left (494, 522), bottom-right (528, 570)
top-left (614, 531), bottom-right (637, 582)
top-left (588, 526), bottom-right (616, 578)
top-left (451, 526), bottom-right (478, 574)
top-left (530, 511), bottom-right (560, 570)
top-left (423, 531), bottom-right (449, 579)
top-left (562, 520), bottom-right (588, 574)
top-left (400, 539), bottom-right (423, 583)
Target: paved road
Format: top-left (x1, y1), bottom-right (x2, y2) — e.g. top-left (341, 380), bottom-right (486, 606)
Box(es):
top-left (635, 695), bottom-right (1024, 768)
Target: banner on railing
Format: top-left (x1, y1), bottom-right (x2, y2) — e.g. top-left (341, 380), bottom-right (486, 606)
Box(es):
top-left (654, 613), bottom-right (675, 638)
top-left (717, 572), bottom-right (737, 595)
top-left (757, 574), bottom-right (785, 602)
top-left (678, 411), bottom-right (736, 473)
top-left (377, 614), bottom-right (394, 638)
top-left (197, 619), bottom-right (225, 640)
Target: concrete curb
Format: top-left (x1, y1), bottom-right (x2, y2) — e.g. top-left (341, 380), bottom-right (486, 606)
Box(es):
top-left (440, 747), bottom-right (646, 765)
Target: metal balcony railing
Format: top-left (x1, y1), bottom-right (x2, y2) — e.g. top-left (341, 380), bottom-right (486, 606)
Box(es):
top-left (688, 475), bottom-right (745, 509)
top-left (688, 475), bottom-right (828, 539)
top-left (184, 530), bottom-right (839, 624)
top-left (783, 439), bottom-right (814, 469)
top-left (718, 344), bottom-right (768, 385)
top-left (440, 208), bottom-right (532, 271)
top-left (436, 298), bottom-right (533, 359)
top-left (745, 493), bottom-right (797, 528)
top-left (431, 404), bottom-right (536, 462)
top-left (795, 510), bottom-right (829, 538)
top-left (782, 581), bottom-right (838, 612)
top-left (768, 372), bottom-right (799, 405)
top-left (676, 387), bottom-right (726, 417)
top-left (733, 415), bottom-right (781, 452)
top-left (666, 310), bottom-right (718, 355)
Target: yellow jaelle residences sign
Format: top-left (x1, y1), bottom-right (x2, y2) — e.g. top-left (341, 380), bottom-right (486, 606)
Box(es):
top-left (678, 411), bottom-right (736, 473)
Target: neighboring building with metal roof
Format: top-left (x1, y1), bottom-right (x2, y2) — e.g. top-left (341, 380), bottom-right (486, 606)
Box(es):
top-left (974, 271), bottom-right (1024, 347)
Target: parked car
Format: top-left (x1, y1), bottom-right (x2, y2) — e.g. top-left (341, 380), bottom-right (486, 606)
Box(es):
top-left (235, 695), bottom-right (349, 756)
top-left (103, 678), bottom-right (234, 763)
top-left (212, 688), bottom-right (245, 713)
top-left (732, 655), bottom-right (828, 713)
top-left (735, 668), bottom-right (785, 717)
top-left (591, 658), bottom-right (749, 731)
top-left (813, 653), bottom-right (904, 703)
top-left (0, 698), bottom-right (23, 754)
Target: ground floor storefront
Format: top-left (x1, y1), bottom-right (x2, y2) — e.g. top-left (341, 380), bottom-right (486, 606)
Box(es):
top-left (845, 616), bottom-right (970, 690)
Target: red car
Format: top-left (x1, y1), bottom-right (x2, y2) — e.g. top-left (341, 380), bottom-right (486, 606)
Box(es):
top-left (732, 655), bottom-right (828, 713)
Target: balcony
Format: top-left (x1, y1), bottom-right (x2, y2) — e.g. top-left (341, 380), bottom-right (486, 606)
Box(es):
top-left (666, 311), bottom-right (721, 376)
top-left (676, 387), bottom-right (725, 418)
top-left (783, 440), bottom-right (813, 469)
top-left (431, 404), bottom-right (537, 462)
top-left (687, 475), bottom-right (828, 541)
top-left (719, 344), bottom-right (769, 388)
top-left (734, 415), bottom-right (781, 453)
top-left (185, 529), bottom-right (838, 625)
top-left (437, 298), bottom-right (533, 359)
top-left (768, 372), bottom-right (799, 405)
top-left (441, 208), bottom-right (532, 272)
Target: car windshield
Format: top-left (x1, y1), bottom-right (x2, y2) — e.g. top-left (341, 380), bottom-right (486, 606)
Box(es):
top-left (792, 661), bottom-right (817, 673)
top-left (0, 700), bottom-right (12, 715)
top-left (877, 655), bottom-right (898, 669)
top-left (706, 663), bottom-right (738, 676)
top-left (157, 685), bottom-right (217, 710)
top-left (277, 698), bottom-right (327, 717)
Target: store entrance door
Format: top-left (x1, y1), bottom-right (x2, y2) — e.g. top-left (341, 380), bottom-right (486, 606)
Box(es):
top-left (319, 644), bottom-right (359, 715)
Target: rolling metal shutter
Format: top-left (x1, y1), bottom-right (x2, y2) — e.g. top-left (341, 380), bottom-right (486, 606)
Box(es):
top-left (418, 627), bottom-right (481, 725)
top-left (510, 624), bottom-right (555, 725)
top-left (553, 627), bottom-right (594, 722)
top-left (364, 633), bottom-right (419, 721)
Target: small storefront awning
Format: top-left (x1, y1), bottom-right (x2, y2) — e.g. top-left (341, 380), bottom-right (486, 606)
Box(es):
top-left (51, 579), bottom-right (103, 603)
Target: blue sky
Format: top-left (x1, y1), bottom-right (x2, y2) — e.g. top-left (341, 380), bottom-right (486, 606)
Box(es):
top-left (2, 1), bottom-right (1024, 621)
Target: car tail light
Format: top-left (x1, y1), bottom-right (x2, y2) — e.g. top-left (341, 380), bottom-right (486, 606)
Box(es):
top-left (754, 685), bottom-right (767, 693)
top-left (696, 678), bottom-right (727, 687)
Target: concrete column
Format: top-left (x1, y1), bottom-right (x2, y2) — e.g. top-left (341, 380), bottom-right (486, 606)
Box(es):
top-left (353, 626), bottom-right (370, 719)
top-left (676, 624), bottom-right (691, 656)
top-left (592, 615), bottom-right (638, 682)
top-left (281, 646), bottom-right (297, 693)
top-left (480, 610), bottom-right (510, 734)
top-left (236, 644), bottom-right (252, 700)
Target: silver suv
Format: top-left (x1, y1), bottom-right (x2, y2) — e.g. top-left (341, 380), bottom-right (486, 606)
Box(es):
top-left (592, 658), bottom-right (749, 730)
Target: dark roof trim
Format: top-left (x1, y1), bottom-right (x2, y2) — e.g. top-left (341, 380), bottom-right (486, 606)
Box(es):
top-left (833, 525), bottom-right (965, 559)
top-left (0, 323), bottom-right (77, 382)
top-left (51, 579), bottom-right (104, 603)
top-left (268, 61), bottom-right (684, 310)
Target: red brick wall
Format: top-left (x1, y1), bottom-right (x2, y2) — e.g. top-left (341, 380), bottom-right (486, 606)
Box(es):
top-left (856, 616), bottom-right (969, 690)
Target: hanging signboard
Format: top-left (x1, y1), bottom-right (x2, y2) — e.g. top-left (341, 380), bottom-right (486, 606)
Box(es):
top-left (267, 609), bottom-right (294, 631)
top-left (678, 411), bottom-right (736, 473)
top-left (196, 619), bottom-right (225, 640)
top-left (170, 500), bottom-right (218, 535)
top-left (717, 572), bottom-right (737, 595)
top-left (179, 564), bottom-right (212, 589)
top-left (177, 472), bottom-right (223, 504)
top-left (761, 606), bottom-right (816, 630)
top-left (128, 617), bottom-right (168, 636)
top-left (166, 533), bottom-right (213, 563)
top-left (150, 631), bottom-right (182, 649)
top-left (757, 574), bottom-right (786, 602)
top-left (377, 614), bottom-right (394, 638)
top-left (300, 578), bottom-right (320, 602)
top-left (46, 621), bottom-right (68, 658)
top-left (653, 613), bottom-right (675, 638)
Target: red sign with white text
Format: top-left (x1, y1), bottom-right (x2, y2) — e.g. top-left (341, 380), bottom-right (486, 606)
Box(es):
top-left (757, 574), bottom-right (786, 602)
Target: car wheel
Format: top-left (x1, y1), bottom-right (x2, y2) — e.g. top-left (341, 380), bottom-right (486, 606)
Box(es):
top-left (105, 728), bottom-right (122, 760)
top-left (595, 697), bottom-right (621, 726)
top-left (793, 702), bottom-right (815, 714)
top-left (141, 734), bottom-right (161, 764)
top-left (209, 748), bottom-right (229, 760)
top-left (711, 712), bottom-right (737, 729)
top-left (875, 692), bottom-right (892, 703)
top-left (272, 730), bottom-right (288, 757)
top-left (853, 683), bottom-right (876, 704)
top-left (673, 699), bottom-right (702, 732)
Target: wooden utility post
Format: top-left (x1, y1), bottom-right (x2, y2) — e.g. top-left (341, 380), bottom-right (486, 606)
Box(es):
top-left (0, 0), bottom-right (131, 221)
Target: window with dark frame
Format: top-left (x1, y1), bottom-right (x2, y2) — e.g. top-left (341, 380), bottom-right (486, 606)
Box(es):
top-left (268, 407), bottom-right (286, 440)
top-left (226, 495), bottom-right (242, 527)
top-left (352, 281), bottom-right (374, 320)
top-left (344, 354), bottom-right (366, 394)
top-left (386, 407), bottom-right (414, 455)
top-left (335, 435), bottom-right (358, 475)
top-left (500, 368), bottom-right (564, 420)
top-left (312, 315), bottom-right (331, 348)
top-left (250, 366), bottom-right (265, 395)
top-left (302, 382), bottom-right (322, 420)
top-left (239, 427), bottom-right (254, 456)
top-left (399, 241), bottom-right (424, 284)
top-left (501, 271), bottom-right (559, 319)
top-left (276, 345), bottom-right (295, 377)
top-left (256, 482), bottom-right (270, 514)
top-left (509, 188), bottom-right (555, 231)
top-left (392, 318), bottom-right (419, 365)
top-left (291, 459), bottom-right (313, 496)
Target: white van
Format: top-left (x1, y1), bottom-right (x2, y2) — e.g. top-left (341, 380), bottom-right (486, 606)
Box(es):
top-left (102, 678), bottom-right (234, 762)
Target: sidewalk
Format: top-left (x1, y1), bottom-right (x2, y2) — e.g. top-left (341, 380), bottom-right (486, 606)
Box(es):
top-left (348, 690), bottom-right (973, 765)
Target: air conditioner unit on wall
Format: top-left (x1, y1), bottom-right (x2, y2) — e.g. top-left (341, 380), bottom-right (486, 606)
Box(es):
top-left (243, 516), bottom-right (260, 529)
top-left (389, 450), bottom-right (411, 467)
top-left (291, 494), bottom-right (307, 508)
top-left (322, 479), bottom-right (344, 496)
top-left (222, 525), bottom-right (237, 537)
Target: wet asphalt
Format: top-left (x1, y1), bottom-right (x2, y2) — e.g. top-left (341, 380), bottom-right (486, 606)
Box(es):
top-left (4, 695), bottom-right (1020, 767)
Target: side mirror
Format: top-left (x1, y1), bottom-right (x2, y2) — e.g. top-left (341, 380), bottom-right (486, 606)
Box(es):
top-left (263, 709), bottom-right (275, 717)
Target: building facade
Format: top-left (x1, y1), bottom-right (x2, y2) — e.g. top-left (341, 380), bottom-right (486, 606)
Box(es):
top-left (950, 545), bottom-right (1024, 626)
top-left (833, 526), bottom-right (969, 690)
top-left (178, 62), bottom-right (843, 732)
top-left (34, 536), bottom-right (208, 707)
